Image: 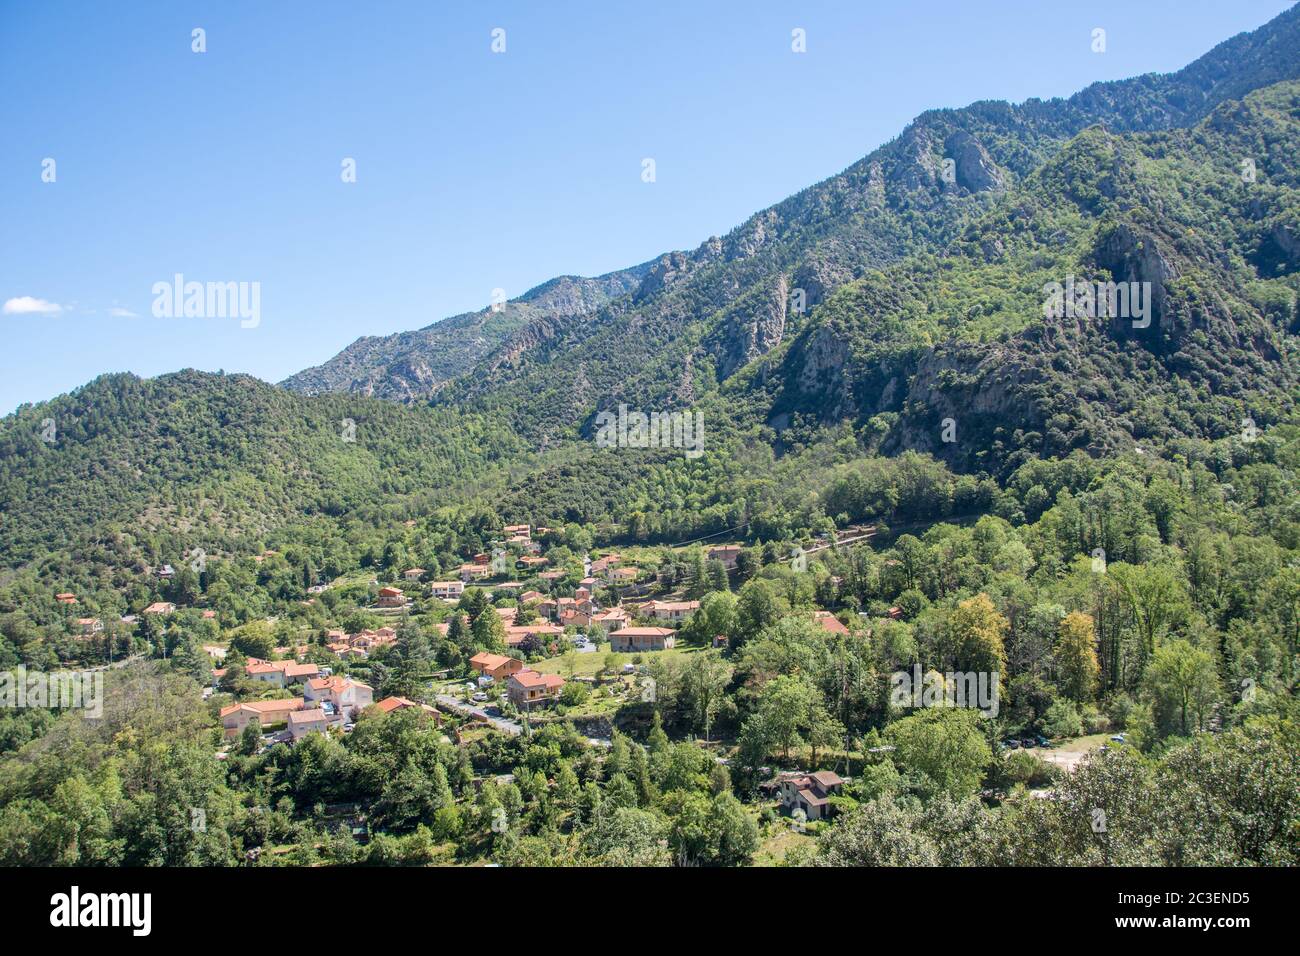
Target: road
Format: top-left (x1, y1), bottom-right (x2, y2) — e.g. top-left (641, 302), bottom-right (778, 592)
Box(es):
top-left (85, 653), bottom-right (145, 672)
top-left (434, 694), bottom-right (523, 736)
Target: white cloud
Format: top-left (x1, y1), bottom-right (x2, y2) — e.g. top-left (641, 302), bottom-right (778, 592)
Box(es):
top-left (3, 296), bottom-right (64, 315)
top-left (108, 306), bottom-right (138, 318)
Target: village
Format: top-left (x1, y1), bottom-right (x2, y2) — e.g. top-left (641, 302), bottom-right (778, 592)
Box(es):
top-left (45, 519), bottom-right (919, 840)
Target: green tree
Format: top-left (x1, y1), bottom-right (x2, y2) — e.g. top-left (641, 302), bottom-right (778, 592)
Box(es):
top-left (1055, 610), bottom-right (1100, 702)
top-left (1144, 639), bottom-right (1219, 737)
top-left (884, 708), bottom-right (992, 799)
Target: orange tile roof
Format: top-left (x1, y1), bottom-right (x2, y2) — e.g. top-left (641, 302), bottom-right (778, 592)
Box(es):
top-left (510, 669), bottom-right (565, 689)
top-left (221, 698), bottom-right (306, 718)
top-left (470, 652), bottom-right (513, 669)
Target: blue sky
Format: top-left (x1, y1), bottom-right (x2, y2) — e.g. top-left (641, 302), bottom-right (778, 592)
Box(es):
top-left (1, 0), bottom-right (1293, 413)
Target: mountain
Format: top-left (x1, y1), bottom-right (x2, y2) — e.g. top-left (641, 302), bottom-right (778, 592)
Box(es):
top-left (0, 370), bottom-right (525, 569)
top-left (281, 266), bottom-right (651, 402)
top-left (285, 4), bottom-right (1300, 446)
top-left (765, 79), bottom-right (1300, 476)
top-left (3, 5), bottom-right (1300, 574)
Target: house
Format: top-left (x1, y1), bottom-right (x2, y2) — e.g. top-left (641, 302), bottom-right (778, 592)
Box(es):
top-left (507, 669), bottom-right (565, 710)
top-left (641, 600), bottom-right (700, 623)
top-left (609, 626), bottom-right (676, 653)
top-left (403, 568), bottom-right (427, 582)
top-left (347, 629), bottom-right (396, 654)
top-left (156, 564), bottom-right (175, 580)
top-left (374, 696), bottom-right (440, 720)
top-left (505, 623), bottom-right (565, 649)
top-left (142, 602), bottom-right (176, 615)
top-left (304, 676), bottom-right (374, 718)
top-left (770, 770), bottom-right (845, 822)
top-left (470, 652), bottom-right (525, 681)
top-left (575, 586), bottom-right (592, 601)
top-left (376, 587), bottom-right (407, 608)
top-left (277, 660), bottom-right (319, 683)
top-left (245, 659), bottom-right (289, 687)
top-left (519, 590), bottom-right (544, 605)
top-left (503, 524), bottom-right (531, 538)
top-left (288, 708), bottom-right (329, 741)
top-left (76, 617), bottom-right (104, 637)
top-left (607, 566), bottom-right (639, 585)
top-left (886, 606), bottom-right (903, 620)
top-left (430, 580), bottom-right (465, 600)
top-left (707, 545), bottom-right (742, 569)
top-left (712, 634), bottom-right (729, 648)
top-left (516, 555), bottom-right (549, 571)
top-left (245, 659), bottom-right (320, 688)
top-left (201, 609), bottom-right (217, 619)
top-left (220, 698), bottom-right (306, 738)
top-left (55, 592), bottom-right (78, 605)
top-left (559, 608), bottom-right (593, 628)
top-left (592, 608), bottom-right (630, 634)
top-left (459, 563), bottom-right (493, 582)
top-left (814, 611), bottom-right (849, 635)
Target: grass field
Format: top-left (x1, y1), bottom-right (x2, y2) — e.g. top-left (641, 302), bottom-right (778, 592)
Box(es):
top-left (531, 641), bottom-right (703, 677)
top-left (753, 819), bottom-right (817, 866)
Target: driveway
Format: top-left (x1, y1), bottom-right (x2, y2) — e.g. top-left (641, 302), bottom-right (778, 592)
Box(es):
top-left (434, 694), bottom-right (523, 736)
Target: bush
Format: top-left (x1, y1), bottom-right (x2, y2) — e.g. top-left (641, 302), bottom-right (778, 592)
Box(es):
top-left (1080, 703), bottom-right (1109, 734)
top-left (1042, 699), bottom-right (1084, 739)
top-left (560, 682), bottom-right (589, 706)
top-left (1002, 749), bottom-right (1055, 788)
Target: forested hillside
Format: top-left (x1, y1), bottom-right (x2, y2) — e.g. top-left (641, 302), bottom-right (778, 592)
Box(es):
top-left (285, 4), bottom-right (1300, 452)
top-left (0, 370), bottom-right (524, 569)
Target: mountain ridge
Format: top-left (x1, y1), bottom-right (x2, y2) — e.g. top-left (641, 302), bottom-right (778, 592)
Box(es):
top-left (283, 4), bottom-right (1300, 415)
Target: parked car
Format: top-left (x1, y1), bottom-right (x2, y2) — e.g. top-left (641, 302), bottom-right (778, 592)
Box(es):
top-left (1020, 738), bottom-right (1036, 749)
top-left (1004, 739), bottom-right (1020, 749)
top-left (1110, 733), bottom-right (1127, 743)
top-left (472, 692), bottom-right (488, 703)
top-left (1036, 735), bottom-right (1051, 747)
